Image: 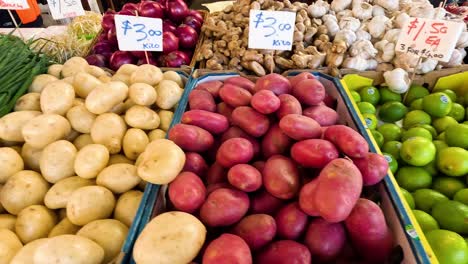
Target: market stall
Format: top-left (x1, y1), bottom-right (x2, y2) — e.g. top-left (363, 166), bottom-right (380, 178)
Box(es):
top-left (0, 0), bottom-right (467, 263)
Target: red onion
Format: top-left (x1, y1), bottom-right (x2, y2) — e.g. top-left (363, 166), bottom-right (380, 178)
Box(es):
top-left (175, 24), bottom-right (198, 49)
top-left (164, 50), bottom-right (190, 67)
top-left (109, 51), bottom-right (137, 71)
top-left (93, 41), bottom-right (115, 58)
top-left (122, 3), bottom-right (139, 13)
top-left (139, 1), bottom-right (164, 18)
top-left (86, 54), bottom-right (107, 67)
top-left (162, 31), bottom-right (179, 54)
top-left (107, 27), bottom-right (118, 46)
top-left (156, 54), bottom-right (166, 67)
top-left (188, 10), bottom-right (203, 22)
top-left (96, 33), bottom-right (107, 43)
top-left (130, 50), bottom-right (147, 59)
top-left (118, 9), bottom-right (136, 16)
top-left (167, 0), bottom-right (189, 23)
top-left (181, 49), bottom-right (193, 58)
top-left (183, 16), bottom-right (203, 32)
top-left (101, 12), bottom-right (115, 32)
top-left (137, 55), bottom-right (158, 66)
top-left (163, 19), bottom-right (177, 33)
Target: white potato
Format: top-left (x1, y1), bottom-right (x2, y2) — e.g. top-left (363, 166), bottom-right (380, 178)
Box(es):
top-left (85, 81), bottom-right (129, 114)
top-left (110, 98), bottom-right (135, 115)
top-left (0, 111), bottom-right (41, 142)
top-left (77, 219), bottom-right (129, 263)
top-left (34, 235), bottom-right (104, 264)
top-left (44, 176), bottom-right (95, 209)
top-left (158, 110), bottom-right (174, 132)
top-left (90, 113), bottom-right (127, 154)
top-left (73, 134), bottom-right (93, 150)
top-left (163, 70), bottom-right (184, 87)
top-left (40, 81), bottom-right (75, 115)
top-left (125, 105), bottom-right (160, 129)
top-left (114, 190), bottom-right (143, 227)
top-left (111, 74), bottom-right (131, 85)
top-left (96, 164), bottom-right (140, 194)
top-left (48, 217), bottom-right (80, 237)
top-left (116, 64), bottom-right (138, 76)
top-left (73, 72), bottom-right (103, 98)
top-left (148, 129), bottom-right (166, 141)
top-left (0, 228), bottom-right (23, 264)
top-left (66, 105), bottom-right (97, 134)
top-left (155, 80), bottom-right (183, 110)
top-left (0, 214), bottom-right (16, 231)
top-left (14, 93), bottom-right (41, 111)
top-left (133, 212), bottom-right (206, 264)
top-left (47, 64), bottom-right (63, 78)
top-left (73, 98), bottom-right (85, 107)
top-left (99, 74), bottom-right (112, 83)
top-left (0, 147), bottom-right (24, 184)
top-left (66, 186), bottom-right (116, 226)
top-left (15, 205), bottom-right (57, 244)
top-left (137, 139), bottom-right (185, 184)
top-left (20, 143), bottom-right (42, 171)
top-left (62, 76), bottom-right (74, 84)
top-left (40, 140), bottom-right (77, 183)
top-left (87, 65), bottom-right (109, 78)
top-left (0, 185), bottom-right (3, 213)
top-left (74, 144), bottom-right (109, 179)
top-left (10, 238), bottom-right (47, 264)
top-left (129, 83), bottom-right (157, 106)
top-left (28, 74), bottom-right (58, 93)
top-left (108, 154), bottom-right (133, 165)
top-left (130, 64), bottom-right (163, 86)
top-left (0, 170), bottom-right (49, 215)
top-left (22, 114), bottom-right (71, 149)
top-left (123, 128), bottom-right (149, 160)
top-left (61, 57), bottom-right (89, 78)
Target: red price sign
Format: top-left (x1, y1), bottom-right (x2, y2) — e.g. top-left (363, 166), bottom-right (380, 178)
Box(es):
top-left (395, 17), bottom-right (464, 62)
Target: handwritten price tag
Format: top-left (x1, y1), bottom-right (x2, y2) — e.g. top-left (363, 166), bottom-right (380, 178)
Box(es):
top-left (0, 0), bottom-right (29, 10)
top-left (47, 0), bottom-right (85, 20)
top-left (396, 17), bottom-right (464, 62)
top-left (248, 10), bottom-right (296, 51)
top-left (114, 15), bottom-right (163, 52)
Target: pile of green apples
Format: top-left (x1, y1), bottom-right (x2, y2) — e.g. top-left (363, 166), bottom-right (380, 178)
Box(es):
top-left (350, 84), bottom-right (468, 264)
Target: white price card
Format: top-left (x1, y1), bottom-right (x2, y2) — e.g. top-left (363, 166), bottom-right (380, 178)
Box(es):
top-left (114, 15), bottom-right (163, 52)
top-left (248, 10), bottom-right (296, 51)
top-left (395, 17), bottom-right (464, 62)
top-left (47, 0), bottom-right (85, 20)
top-left (0, 0), bottom-right (29, 10)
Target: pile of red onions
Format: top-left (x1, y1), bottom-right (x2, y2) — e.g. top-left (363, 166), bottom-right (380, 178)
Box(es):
top-left (87, 0), bottom-right (203, 70)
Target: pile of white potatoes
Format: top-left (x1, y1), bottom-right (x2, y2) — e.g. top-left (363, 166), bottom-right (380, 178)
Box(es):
top-left (0, 57), bottom-right (187, 264)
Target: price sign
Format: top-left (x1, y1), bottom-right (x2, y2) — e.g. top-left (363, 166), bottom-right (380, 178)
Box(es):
top-left (47, 0), bottom-right (85, 20)
top-left (248, 10), bottom-right (296, 51)
top-left (396, 17), bottom-right (464, 62)
top-left (114, 15), bottom-right (163, 52)
top-left (0, 0), bottom-right (29, 10)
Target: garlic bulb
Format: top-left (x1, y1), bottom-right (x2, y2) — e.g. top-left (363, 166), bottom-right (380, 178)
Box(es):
top-left (374, 0), bottom-right (399, 11)
top-left (383, 29), bottom-right (401, 43)
top-left (433, 7), bottom-right (446, 20)
top-left (331, 0), bottom-right (352, 12)
top-left (393, 52), bottom-right (420, 71)
top-left (356, 29), bottom-right (371, 41)
top-left (440, 49), bottom-right (467, 68)
top-left (335, 29), bottom-right (357, 46)
top-left (395, 12), bottom-right (410, 28)
top-left (368, 15), bottom-right (391, 39)
top-left (375, 40), bottom-right (396, 62)
top-left (367, 59), bottom-right (378, 70)
top-left (416, 58), bottom-right (437, 74)
top-left (352, 2), bottom-right (373, 21)
top-left (324, 18), bottom-right (340, 37)
top-left (372, 5), bottom-right (386, 17)
top-left (384, 68), bottom-right (410, 94)
top-left (409, 3), bottom-right (435, 19)
top-left (339, 17), bottom-right (361, 32)
top-left (307, 0), bottom-right (329, 18)
top-left (349, 40), bottom-right (378, 59)
top-left (456, 32), bottom-right (468, 49)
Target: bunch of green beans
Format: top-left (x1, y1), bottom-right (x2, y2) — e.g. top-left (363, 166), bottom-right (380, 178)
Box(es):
top-left (0, 34), bottom-right (50, 117)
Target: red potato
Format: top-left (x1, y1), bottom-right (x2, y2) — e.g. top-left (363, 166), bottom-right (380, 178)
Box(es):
top-left (203, 234), bottom-right (252, 264)
top-left (323, 93), bottom-right (337, 109)
top-left (220, 127), bottom-right (261, 158)
top-left (276, 94), bottom-right (302, 119)
top-left (206, 182), bottom-right (231, 194)
top-left (250, 189), bottom-right (284, 215)
top-left (292, 78), bottom-right (326, 106)
top-left (224, 76), bottom-right (255, 93)
top-left (219, 84), bottom-right (252, 107)
top-left (256, 240), bottom-right (311, 264)
top-left (261, 124), bottom-right (292, 159)
top-left (206, 162), bottom-right (227, 184)
top-left (200, 188), bottom-right (250, 227)
top-left (189, 89), bottom-right (216, 112)
top-left (195, 80), bottom-right (223, 98)
top-left (352, 153), bottom-right (389, 186)
top-left (169, 124), bottom-right (214, 152)
top-left (181, 110), bottom-right (229, 134)
top-left (232, 214), bottom-right (277, 250)
top-left (289, 72), bottom-right (315, 88)
top-left (251, 90), bottom-right (280, 114)
top-left (314, 158), bottom-right (363, 223)
top-left (275, 202), bottom-right (308, 240)
top-left (168, 172), bottom-right (206, 213)
top-left (279, 114), bottom-right (322, 141)
top-left (304, 218), bottom-right (346, 262)
top-left (217, 102), bottom-right (234, 123)
top-left (232, 106), bottom-right (270, 137)
top-left (254, 73), bottom-right (291, 95)
top-left (263, 155), bottom-right (300, 199)
top-left (228, 164), bottom-right (262, 192)
top-left (298, 178), bottom-right (320, 216)
top-left (291, 139), bottom-right (339, 168)
top-left (252, 161), bottom-right (265, 172)
top-left (323, 125), bottom-right (369, 158)
top-left (303, 105), bottom-right (339, 126)
top-left (183, 152), bottom-right (209, 177)
top-left (216, 138), bottom-right (254, 168)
